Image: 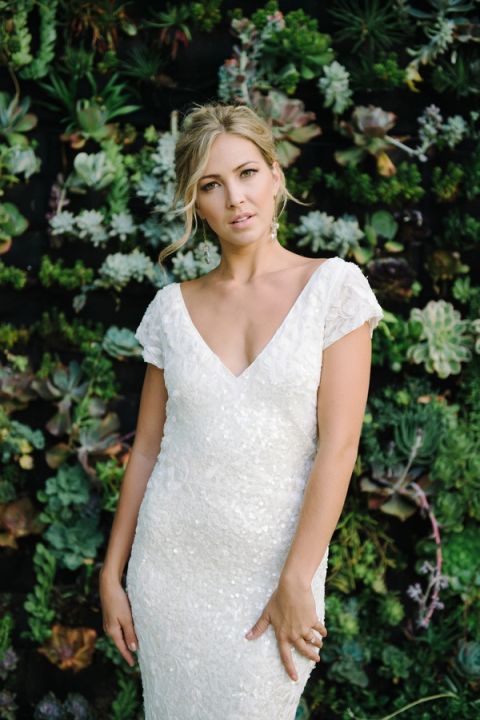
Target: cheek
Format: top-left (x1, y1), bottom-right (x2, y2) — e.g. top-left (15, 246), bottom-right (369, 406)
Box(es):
top-left (254, 175), bottom-right (275, 203)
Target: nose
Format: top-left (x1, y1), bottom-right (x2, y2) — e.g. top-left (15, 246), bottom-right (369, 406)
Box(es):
top-left (225, 180), bottom-right (245, 208)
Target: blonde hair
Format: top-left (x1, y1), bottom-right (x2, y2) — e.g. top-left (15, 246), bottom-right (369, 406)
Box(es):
top-left (157, 102), bottom-right (307, 272)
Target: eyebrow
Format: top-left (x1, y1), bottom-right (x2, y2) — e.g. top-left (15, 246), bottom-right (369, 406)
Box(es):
top-left (199, 161), bottom-right (259, 181)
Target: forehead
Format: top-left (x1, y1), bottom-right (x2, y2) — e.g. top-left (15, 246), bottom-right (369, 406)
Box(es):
top-left (204, 133), bottom-right (263, 170)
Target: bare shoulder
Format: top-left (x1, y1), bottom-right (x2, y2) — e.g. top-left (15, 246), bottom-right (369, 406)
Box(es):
top-left (177, 271), bottom-right (215, 303)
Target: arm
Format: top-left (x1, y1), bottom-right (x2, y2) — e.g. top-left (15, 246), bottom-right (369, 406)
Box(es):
top-left (100, 363), bottom-right (168, 582)
top-left (245, 321), bottom-right (373, 682)
top-left (279, 319), bottom-right (373, 589)
top-left (99, 363), bottom-right (167, 665)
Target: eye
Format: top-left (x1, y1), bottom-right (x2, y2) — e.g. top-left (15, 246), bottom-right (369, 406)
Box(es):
top-left (200, 180), bottom-right (219, 192)
top-left (200, 168), bottom-right (258, 192)
top-left (241, 168), bottom-right (258, 178)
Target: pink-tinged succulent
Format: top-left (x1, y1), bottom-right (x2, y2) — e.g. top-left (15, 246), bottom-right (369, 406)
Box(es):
top-left (0, 497), bottom-right (44, 548)
top-left (335, 104), bottom-right (422, 176)
top-left (251, 89), bottom-right (321, 166)
top-left (38, 624), bottom-right (97, 672)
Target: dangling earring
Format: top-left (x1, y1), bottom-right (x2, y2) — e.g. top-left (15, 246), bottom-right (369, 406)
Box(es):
top-left (200, 219), bottom-right (211, 264)
top-left (270, 196), bottom-right (279, 241)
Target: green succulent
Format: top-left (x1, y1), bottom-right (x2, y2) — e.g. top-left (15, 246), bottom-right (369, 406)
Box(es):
top-left (44, 517), bottom-right (103, 571)
top-left (432, 161), bottom-right (464, 201)
top-left (0, 405), bottom-right (45, 467)
top-left (18, 0), bottom-right (58, 80)
top-left (444, 210), bottom-right (480, 250)
top-left (321, 631), bottom-right (370, 687)
top-left (95, 457), bottom-right (125, 512)
top-left (103, 326), bottom-right (143, 360)
top-left (323, 161), bottom-right (425, 204)
top-left (0, 92), bottom-right (37, 147)
top-left (70, 151), bottom-right (116, 191)
top-left (37, 464), bottom-right (90, 520)
top-left (0, 202), bottom-right (28, 251)
top-left (37, 464), bottom-right (103, 569)
top-left (258, 6), bottom-right (334, 89)
top-left (380, 644), bottom-right (413, 680)
top-left (39, 256), bottom-right (95, 290)
top-left (378, 594), bottom-right (405, 626)
top-left (456, 641), bottom-right (480, 680)
top-left (22, 543), bottom-right (56, 644)
top-left (407, 300), bottom-right (472, 378)
top-left (431, 419), bottom-right (480, 525)
top-left (329, 0), bottom-right (410, 54)
top-left (31, 360), bottom-right (89, 436)
top-left (442, 525), bottom-right (480, 597)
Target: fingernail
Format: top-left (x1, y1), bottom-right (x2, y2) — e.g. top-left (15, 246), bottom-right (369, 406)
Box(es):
top-left (129, 642), bottom-right (137, 652)
top-left (245, 631), bottom-right (253, 639)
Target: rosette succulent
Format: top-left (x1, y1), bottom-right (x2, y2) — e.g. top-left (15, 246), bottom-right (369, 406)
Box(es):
top-left (407, 300), bottom-right (472, 378)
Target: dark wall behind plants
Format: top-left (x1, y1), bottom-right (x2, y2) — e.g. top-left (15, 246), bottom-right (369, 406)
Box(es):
top-left (1, 1), bottom-right (480, 719)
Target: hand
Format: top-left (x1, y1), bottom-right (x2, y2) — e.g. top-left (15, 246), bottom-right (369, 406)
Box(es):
top-left (244, 577), bottom-right (327, 682)
top-left (99, 570), bottom-right (138, 668)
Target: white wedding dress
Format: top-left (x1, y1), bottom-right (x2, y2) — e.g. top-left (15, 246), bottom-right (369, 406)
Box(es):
top-left (126, 256), bottom-right (384, 720)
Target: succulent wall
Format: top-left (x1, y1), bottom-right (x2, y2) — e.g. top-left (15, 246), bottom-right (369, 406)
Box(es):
top-left (1, 1), bottom-right (480, 718)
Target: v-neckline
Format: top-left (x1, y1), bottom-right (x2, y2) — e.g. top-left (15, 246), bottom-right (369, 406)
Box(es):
top-left (175, 256), bottom-right (339, 381)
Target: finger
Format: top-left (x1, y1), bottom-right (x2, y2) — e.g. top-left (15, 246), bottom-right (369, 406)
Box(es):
top-left (245, 610), bottom-right (270, 639)
top-left (121, 617), bottom-right (139, 653)
top-left (295, 636), bottom-right (321, 663)
top-left (107, 624), bottom-right (136, 667)
top-left (303, 631), bottom-right (323, 650)
top-left (278, 639), bottom-right (298, 682)
top-left (313, 619), bottom-right (328, 637)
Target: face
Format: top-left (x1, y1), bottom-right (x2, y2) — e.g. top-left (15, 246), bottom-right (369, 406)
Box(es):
top-left (194, 133), bottom-right (281, 247)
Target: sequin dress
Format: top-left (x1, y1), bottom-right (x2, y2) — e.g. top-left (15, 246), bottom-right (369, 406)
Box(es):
top-left (126, 256), bottom-right (384, 720)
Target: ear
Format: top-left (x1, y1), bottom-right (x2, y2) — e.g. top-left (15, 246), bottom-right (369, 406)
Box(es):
top-left (271, 160), bottom-right (281, 196)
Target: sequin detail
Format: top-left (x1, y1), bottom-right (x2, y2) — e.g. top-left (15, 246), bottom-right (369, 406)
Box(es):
top-left (128, 257), bottom-right (384, 719)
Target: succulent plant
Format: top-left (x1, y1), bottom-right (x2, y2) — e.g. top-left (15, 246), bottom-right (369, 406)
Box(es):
top-left (294, 210), bottom-right (364, 257)
top-left (318, 61), bottom-right (353, 115)
top-left (31, 361), bottom-right (89, 436)
top-left (335, 104), bottom-right (424, 176)
top-left (251, 89), bottom-right (321, 166)
top-left (97, 249), bottom-right (155, 290)
top-left (103, 326), bottom-right (143, 360)
top-left (4, 145), bottom-right (41, 180)
top-left (171, 240), bottom-right (221, 280)
top-left (407, 300), bottom-right (473, 378)
top-left (0, 497), bottom-right (44, 549)
top-left (151, 131), bottom-right (177, 182)
top-left (0, 202), bottom-right (28, 253)
top-left (70, 151), bottom-right (116, 190)
top-left (0, 92), bottom-right (37, 147)
top-left (456, 640), bottom-right (480, 682)
top-left (108, 211), bottom-right (136, 241)
top-left (75, 209), bottom-right (108, 245)
top-left (441, 524), bottom-right (480, 596)
top-left (0, 689), bottom-right (18, 719)
top-left (49, 210), bottom-right (76, 237)
top-left (38, 624), bottom-right (97, 671)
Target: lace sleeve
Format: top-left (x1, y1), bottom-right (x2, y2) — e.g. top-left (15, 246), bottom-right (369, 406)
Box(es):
top-left (135, 290), bottom-right (165, 369)
top-left (322, 262), bottom-right (384, 350)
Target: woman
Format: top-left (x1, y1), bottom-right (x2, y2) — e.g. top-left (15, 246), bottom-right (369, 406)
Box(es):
top-left (99, 103), bottom-right (384, 719)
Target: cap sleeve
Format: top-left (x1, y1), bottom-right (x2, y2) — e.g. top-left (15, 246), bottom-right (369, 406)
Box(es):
top-left (322, 262), bottom-right (384, 350)
top-left (135, 289), bottom-right (166, 369)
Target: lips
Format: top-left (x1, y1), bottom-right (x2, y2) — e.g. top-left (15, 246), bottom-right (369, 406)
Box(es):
top-left (230, 213), bottom-right (254, 224)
